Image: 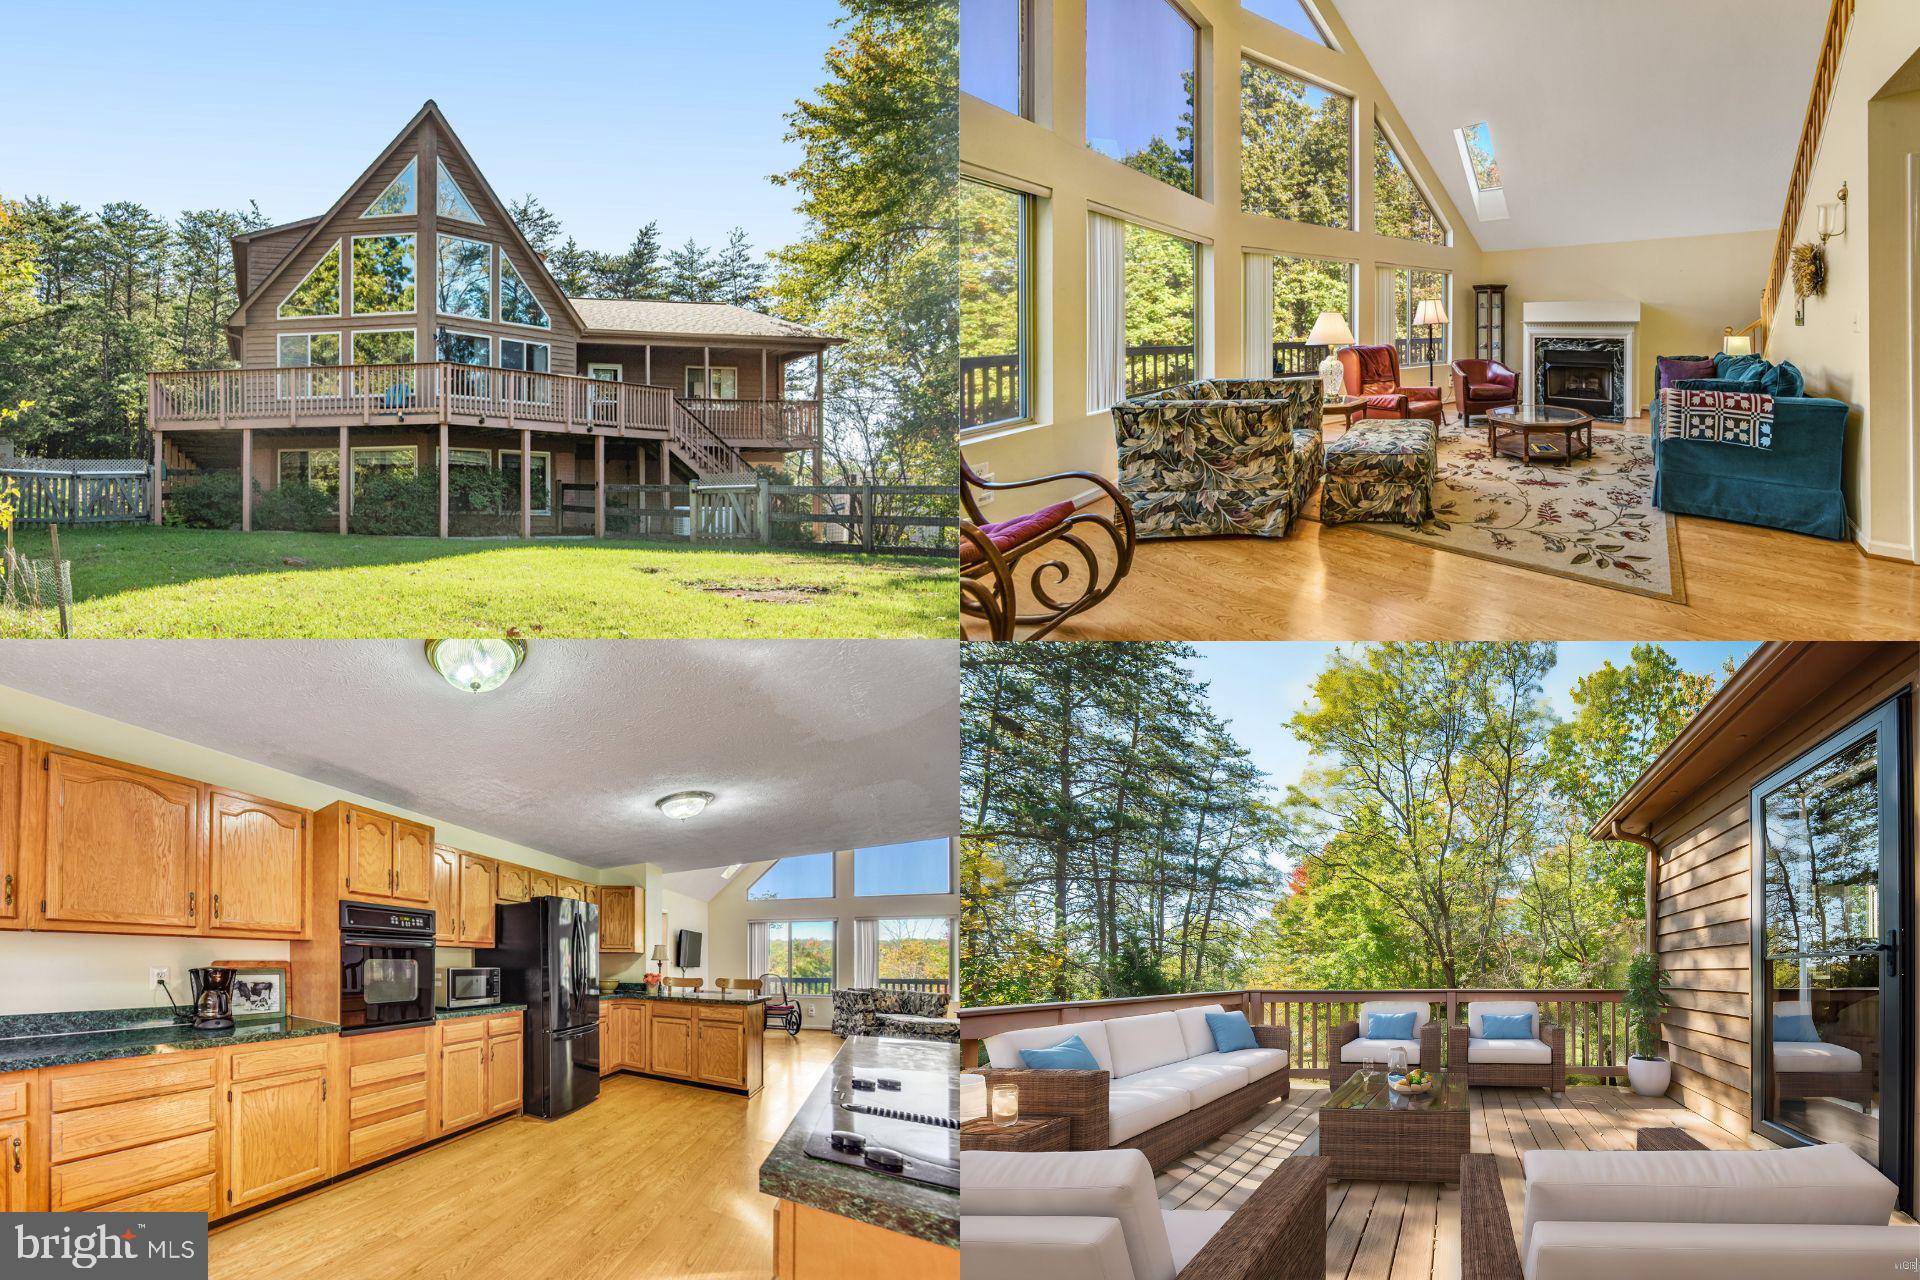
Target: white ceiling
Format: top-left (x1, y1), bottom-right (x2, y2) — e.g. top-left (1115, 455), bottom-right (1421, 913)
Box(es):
top-left (1333, 0), bottom-right (1826, 251)
top-left (0, 641), bottom-right (958, 873)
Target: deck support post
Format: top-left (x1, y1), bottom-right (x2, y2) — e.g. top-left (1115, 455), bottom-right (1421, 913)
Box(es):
top-left (150, 430), bottom-right (164, 525)
top-left (438, 422), bottom-right (450, 539)
top-left (643, 344), bottom-right (651, 386)
top-left (338, 425), bottom-right (350, 535)
top-left (812, 353), bottom-right (825, 523)
top-left (520, 428), bottom-right (532, 539)
top-left (594, 435), bottom-right (606, 539)
top-left (240, 429), bottom-right (252, 532)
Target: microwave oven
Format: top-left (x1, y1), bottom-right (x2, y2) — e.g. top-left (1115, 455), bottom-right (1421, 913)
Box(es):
top-left (436, 965), bottom-right (502, 1009)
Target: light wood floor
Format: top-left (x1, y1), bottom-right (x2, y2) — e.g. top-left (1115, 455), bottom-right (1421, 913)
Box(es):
top-left (208, 1030), bottom-right (842, 1280)
top-left (963, 418), bottom-right (1920, 640)
top-left (1156, 1083), bottom-right (1754, 1279)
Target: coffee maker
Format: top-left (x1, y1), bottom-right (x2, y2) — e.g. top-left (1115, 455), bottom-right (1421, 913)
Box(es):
top-left (189, 967), bottom-right (236, 1031)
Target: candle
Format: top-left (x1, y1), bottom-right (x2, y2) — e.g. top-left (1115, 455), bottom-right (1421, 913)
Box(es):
top-left (959, 1073), bottom-right (987, 1124)
top-left (990, 1084), bottom-right (1020, 1126)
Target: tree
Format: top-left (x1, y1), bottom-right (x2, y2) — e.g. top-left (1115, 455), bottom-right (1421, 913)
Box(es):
top-left (1239, 61), bottom-right (1350, 228)
top-left (544, 236), bottom-right (596, 296)
top-left (593, 222), bottom-right (667, 300)
top-left (666, 238), bottom-right (718, 302)
top-left (506, 193), bottom-right (563, 257)
top-left (711, 227), bottom-right (768, 310)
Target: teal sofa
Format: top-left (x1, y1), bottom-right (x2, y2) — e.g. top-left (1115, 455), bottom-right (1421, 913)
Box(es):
top-left (1651, 354), bottom-right (1851, 541)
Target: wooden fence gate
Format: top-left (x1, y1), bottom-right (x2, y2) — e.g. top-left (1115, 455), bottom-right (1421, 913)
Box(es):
top-left (1, 467), bottom-right (150, 526)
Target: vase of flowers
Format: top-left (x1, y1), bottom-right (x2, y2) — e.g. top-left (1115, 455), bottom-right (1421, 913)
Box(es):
top-left (1624, 950), bottom-right (1673, 1096)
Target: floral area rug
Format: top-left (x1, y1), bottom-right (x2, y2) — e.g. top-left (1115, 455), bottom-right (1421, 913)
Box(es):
top-left (1313, 419), bottom-right (1686, 603)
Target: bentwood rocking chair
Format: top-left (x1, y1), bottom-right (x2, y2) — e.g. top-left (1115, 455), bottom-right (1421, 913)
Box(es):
top-left (759, 974), bottom-right (802, 1036)
top-left (960, 456), bottom-right (1136, 640)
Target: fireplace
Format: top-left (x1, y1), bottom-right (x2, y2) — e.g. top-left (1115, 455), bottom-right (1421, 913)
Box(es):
top-left (1532, 337), bottom-right (1626, 421)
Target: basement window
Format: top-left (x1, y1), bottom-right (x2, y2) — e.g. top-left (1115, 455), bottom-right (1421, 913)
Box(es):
top-left (1453, 122), bottom-right (1509, 222)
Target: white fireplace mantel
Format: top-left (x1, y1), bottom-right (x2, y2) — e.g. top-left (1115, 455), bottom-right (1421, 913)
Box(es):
top-left (1521, 302), bottom-right (1642, 421)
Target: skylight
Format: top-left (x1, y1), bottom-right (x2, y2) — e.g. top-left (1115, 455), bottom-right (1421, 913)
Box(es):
top-left (1241, 0), bottom-right (1333, 47)
top-left (1452, 122), bottom-right (1509, 223)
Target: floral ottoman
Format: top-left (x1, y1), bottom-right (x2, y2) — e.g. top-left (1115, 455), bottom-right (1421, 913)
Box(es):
top-left (1321, 420), bottom-right (1436, 526)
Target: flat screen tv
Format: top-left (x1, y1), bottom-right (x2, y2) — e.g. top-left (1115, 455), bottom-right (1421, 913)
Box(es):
top-left (675, 928), bottom-right (703, 969)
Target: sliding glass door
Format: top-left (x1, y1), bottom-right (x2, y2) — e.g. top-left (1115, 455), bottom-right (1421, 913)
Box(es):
top-left (1751, 695), bottom-right (1910, 1205)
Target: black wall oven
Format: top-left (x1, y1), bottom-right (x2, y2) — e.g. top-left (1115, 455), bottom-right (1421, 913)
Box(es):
top-left (339, 901), bottom-right (437, 1035)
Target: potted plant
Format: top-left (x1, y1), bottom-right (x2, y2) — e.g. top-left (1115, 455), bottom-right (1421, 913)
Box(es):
top-left (1623, 950), bottom-right (1673, 1096)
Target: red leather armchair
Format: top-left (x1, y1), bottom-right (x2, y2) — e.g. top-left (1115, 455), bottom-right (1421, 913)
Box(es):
top-left (1450, 358), bottom-right (1519, 424)
top-left (1337, 345), bottom-right (1445, 424)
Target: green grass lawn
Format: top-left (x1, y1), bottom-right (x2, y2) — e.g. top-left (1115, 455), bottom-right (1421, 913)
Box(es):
top-left (0, 526), bottom-right (956, 638)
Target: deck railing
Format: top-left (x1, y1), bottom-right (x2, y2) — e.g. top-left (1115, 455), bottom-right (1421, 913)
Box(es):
top-left (959, 987), bottom-right (1628, 1076)
top-left (680, 397), bottom-right (820, 448)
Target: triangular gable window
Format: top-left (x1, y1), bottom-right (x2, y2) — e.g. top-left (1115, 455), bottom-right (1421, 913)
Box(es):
top-left (1241, 0), bottom-right (1333, 47)
top-left (1373, 123), bottom-right (1447, 246)
top-left (279, 242), bottom-right (342, 318)
top-left (362, 158), bottom-right (417, 217)
top-left (499, 257), bottom-right (550, 329)
top-left (437, 159), bottom-right (482, 223)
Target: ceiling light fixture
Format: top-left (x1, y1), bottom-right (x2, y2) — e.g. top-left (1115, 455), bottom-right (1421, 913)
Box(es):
top-left (656, 791), bottom-right (714, 821)
top-left (425, 639), bottom-right (527, 694)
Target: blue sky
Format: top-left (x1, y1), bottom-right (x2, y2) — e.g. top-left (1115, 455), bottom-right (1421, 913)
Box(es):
top-left (748, 840), bottom-right (952, 900)
top-left (1083, 0), bottom-right (1196, 163)
top-left (1180, 641), bottom-right (1758, 795)
top-left (0, 1), bottom-right (841, 255)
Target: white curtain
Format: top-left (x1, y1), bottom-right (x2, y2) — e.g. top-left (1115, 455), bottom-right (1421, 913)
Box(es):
top-left (1086, 212), bottom-right (1127, 412)
top-left (853, 917), bottom-right (879, 990)
top-left (1243, 254), bottom-right (1275, 377)
top-left (747, 921), bottom-right (769, 981)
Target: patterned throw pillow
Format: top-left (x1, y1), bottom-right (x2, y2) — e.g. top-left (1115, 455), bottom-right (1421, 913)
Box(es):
top-left (1661, 388), bottom-right (1774, 448)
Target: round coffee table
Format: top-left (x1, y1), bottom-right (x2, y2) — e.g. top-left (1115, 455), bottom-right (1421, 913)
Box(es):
top-left (1485, 404), bottom-right (1592, 464)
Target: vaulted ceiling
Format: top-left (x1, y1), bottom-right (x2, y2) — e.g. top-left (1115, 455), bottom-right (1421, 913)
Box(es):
top-left (1334, 0), bottom-right (1828, 250)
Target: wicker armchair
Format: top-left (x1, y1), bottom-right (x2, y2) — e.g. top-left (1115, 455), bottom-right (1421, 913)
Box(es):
top-left (1328, 1013), bottom-right (1443, 1088)
top-left (960, 454), bottom-right (1136, 641)
top-left (1176, 1154), bottom-right (1327, 1280)
top-left (1447, 1019), bottom-right (1565, 1093)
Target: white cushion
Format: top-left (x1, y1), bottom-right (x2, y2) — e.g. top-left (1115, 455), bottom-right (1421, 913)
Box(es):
top-left (1104, 1011), bottom-right (1190, 1080)
top-left (961, 1216), bottom-right (1134, 1280)
top-left (986, 1022), bottom-right (1116, 1075)
top-left (1467, 1000), bottom-right (1538, 1038)
top-left (1118, 1059), bottom-right (1250, 1109)
top-left (1173, 1004), bottom-right (1227, 1059)
top-left (1524, 1221), bottom-right (1920, 1280)
top-left (1359, 999), bottom-right (1431, 1033)
top-left (1468, 1036), bottom-right (1551, 1065)
top-left (1773, 1039), bottom-right (1863, 1073)
top-left (1161, 1209), bottom-right (1232, 1273)
top-left (960, 1149), bottom-right (1177, 1280)
top-left (1107, 1082), bottom-right (1192, 1145)
top-left (1339, 1036), bottom-right (1424, 1065)
top-left (1187, 1047), bottom-right (1287, 1081)
top-left (1518, 1142), bottom-right (1899, 1259)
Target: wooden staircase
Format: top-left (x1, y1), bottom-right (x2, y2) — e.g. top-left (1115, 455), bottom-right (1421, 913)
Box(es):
top-left (1761, 0), bottom-right (1857, 336)
top-left (668, 397), bottom-right (756, 481)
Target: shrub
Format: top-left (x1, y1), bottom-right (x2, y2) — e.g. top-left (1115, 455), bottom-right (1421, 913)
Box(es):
top-left (348, 471), bottom-right (438, 537)
top-left (254, 482), bottom-right (336, 533)
top-left (165, 471), bottom-right (241, 529)
top-left (450, 467), bottom-right (513, 514)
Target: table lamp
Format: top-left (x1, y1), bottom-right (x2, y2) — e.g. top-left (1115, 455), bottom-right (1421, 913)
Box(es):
top-left (1413, 299), bottom-right (1449, 390)
top-left (1722, 332), bottom-right (1753, 357)
top-left (1306, 311), bottom-right (1355, 402)
top-left (650, 943), bottom-right (668, 990)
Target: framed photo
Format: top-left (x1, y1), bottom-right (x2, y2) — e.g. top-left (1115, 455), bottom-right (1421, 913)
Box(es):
top-left (219, 960), bottom-right (289, 1021)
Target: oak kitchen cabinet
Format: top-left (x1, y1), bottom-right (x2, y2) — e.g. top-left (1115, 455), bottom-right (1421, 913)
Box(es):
top-left (597, 1009), bottom-right (614, 1076)
top-left (530, 871), bottom-right (558, 898)
top-left (47, 1052), bottom-right (221, 1213)
top-left (647, 1006), bottom-right (695, 1079)
top-left (432, 847), bottom-right (498, 946)
top-left (598, 884), bottom-right (640, 952)
top-left (600, 999), bottom-right (763, 1094)
top-left (207, 789), bottom-right (308, 938)
top-left (437, 1020), bottom-right (489, 1134)
top-left (0, 734), bottom-right (22, 931)
top-left (343, 1026), bottom-right (432, 1169)
top-left (695, 1006), bottom-right (749, 1089)
top-left (0, 1072), bottom-right (30, 1212)
top-left (315, 801), bottom-right (432, 907)
top-left (484, 1014), bottom-right (523, 1117)
top-left (495, 861), bottom-right (532, 903)
top-left (223, 1038), bottom-right (333, 1212)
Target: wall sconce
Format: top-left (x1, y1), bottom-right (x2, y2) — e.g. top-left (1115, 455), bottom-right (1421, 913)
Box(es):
top-left (1817, 182), bottom-right (1848, 244)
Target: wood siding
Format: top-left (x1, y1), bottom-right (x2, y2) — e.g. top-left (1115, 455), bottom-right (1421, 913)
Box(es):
top-left (241, 224), bottom-right (314, 299)
top-left (1647, 644), bottom-right (1919, 1137)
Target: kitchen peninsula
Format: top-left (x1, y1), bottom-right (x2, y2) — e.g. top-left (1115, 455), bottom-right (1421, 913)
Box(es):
top-left (596, 986), bottom-right (770, 1095)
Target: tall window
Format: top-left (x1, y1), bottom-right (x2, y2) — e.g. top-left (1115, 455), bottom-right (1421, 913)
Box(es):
top-left (749, 852), bottom-right (834, 900)
top-left (876, 918), bottom-right (954, 995)
top-left (1387, 267), bottom-right (1449, 372)
top-left (1239, 59), bottom-right (1351, 228)
top-left (960, 0), bottom-right (1025, 116)
top-left (1085, 0), bottom-right (1198, 194)
top-left (1241, 0), bottom-right (1332, 45)
top-left (278, 448), bottom-right (340, 498)
top-left (499, 450), bottom-right (552, 515)
top-left (960, 179), bottom-right (1028, 430)
top-left (276, 333), bottom-right (340, 397)
top-left (352, 330), bottom-right (414, 366)
top-left (437, 235), bottom-right (492, 320)
top-left (1123, 223), bottom-right (1198, 396)
top-left (1272, 255), bottom-right (1353, 376)
top-left (350, 235), bottom-right (417, 314)
top-left (766, 920), bottom-right (835, 994)
top-left (854, 839), bottom-right (952, 896)
top-left (1374, 123), bottom-right (1447, 246)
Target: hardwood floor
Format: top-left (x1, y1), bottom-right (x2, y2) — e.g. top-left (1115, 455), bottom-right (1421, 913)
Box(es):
top-left (208, 1030), bottom-right (841, 1280)
top-left (962, 418), bottom-right (1920, 640)
top-left (1157, 1082), bottom-right (1756, 1279)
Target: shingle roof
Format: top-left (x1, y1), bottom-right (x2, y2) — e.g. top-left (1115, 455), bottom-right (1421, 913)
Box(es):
top-left (567, 298), bottom-right (836, 343)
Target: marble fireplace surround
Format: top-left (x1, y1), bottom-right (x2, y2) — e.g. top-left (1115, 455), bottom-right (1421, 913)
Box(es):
top-left (1521, 301), bottom-right (1641, 423)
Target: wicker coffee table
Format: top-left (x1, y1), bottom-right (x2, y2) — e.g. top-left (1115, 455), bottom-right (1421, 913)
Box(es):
top-left (1318, 1071), bottom-right (1469, 1183)
top-left (959, 1115), bottom-right (1070, 1153)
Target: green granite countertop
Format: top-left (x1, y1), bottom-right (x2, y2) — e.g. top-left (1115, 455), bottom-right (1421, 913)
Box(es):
top-left (758, 1035), bottom-right (958, 1248)
top-left (0, 1007), bottom-right (339, 1073)
top-left (602, 984), bottom-right (771, 1007)
top-left (434, 1003), bottom-right (528, 1020)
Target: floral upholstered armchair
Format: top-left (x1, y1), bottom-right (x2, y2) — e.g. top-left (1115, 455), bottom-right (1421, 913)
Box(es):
top-left (1109, 376), bottom-right (1325, 539)
top-left (831, 987), bottom-right (959, 1042)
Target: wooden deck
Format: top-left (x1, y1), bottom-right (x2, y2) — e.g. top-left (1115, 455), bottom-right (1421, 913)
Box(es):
top-left (1155, 1083), bottom-right (1754, 1279)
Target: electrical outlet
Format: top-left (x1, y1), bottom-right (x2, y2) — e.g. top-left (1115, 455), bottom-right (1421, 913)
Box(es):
top-left (976, 467), bottom-right (995, 506)
top-left (150, 966), bottom-right (170, 988)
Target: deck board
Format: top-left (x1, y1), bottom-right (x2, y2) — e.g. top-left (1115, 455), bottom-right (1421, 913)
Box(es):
top-left (1159, 1084), bottom-right (1746, 1279)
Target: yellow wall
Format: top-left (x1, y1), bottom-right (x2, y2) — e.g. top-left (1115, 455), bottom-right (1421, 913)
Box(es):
top-left (1481, 230), bottom-right (1774, 416)
top-left (1767, 1), bottom-right (1920, 560)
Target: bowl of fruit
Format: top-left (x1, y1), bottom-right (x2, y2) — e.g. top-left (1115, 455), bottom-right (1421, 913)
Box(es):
top-left (1388, 1068), bottom-right (1434, 1096)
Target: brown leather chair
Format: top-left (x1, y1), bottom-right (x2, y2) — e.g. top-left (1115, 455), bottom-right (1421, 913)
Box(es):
top-left (1337, 345), bottom-right (1445, 424)
top-left (1450, 358), bottom-right (1519, 425)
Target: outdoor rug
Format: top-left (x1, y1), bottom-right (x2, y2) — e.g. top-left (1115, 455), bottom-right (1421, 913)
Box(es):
top-left (1309, 419), bottom-right (1686, 603)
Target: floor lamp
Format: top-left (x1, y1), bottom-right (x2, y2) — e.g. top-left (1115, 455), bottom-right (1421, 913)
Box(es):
top-left (1413, 299), bottom-right (1449, 419)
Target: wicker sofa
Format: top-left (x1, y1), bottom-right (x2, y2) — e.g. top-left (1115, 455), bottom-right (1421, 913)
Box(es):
top-left (1110, 376), bottom-right (1324, 540)
top-left (830, 987), bottom-right (958, 1041)
top-left (1328, 999), bottom-right (1444, 1088)
top-left (1771, 999), bottom-right (1878, 1105)
top-left (962, 1148), bottom-right (1327, 1280)
top-left (1446, 1000), bottom-right (1566, 1094)
top-left (969, 1003), bottom-right (1291, 1170)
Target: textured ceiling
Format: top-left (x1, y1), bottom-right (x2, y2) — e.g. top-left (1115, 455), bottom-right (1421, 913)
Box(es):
top-left (1334, 0), bottom-right (1826, 250)
top-left (0, 641), bottom-right (958, 872)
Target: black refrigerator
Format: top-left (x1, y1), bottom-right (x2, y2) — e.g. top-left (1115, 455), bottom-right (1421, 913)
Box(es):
top-left (480, 897), bottom-right (601, 1119)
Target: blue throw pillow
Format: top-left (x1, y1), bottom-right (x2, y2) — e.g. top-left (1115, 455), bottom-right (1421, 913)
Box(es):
top-left (1206, 1011), bottom-right (1260, 1053)
top-left (1480, 1013), bottom-right (1534, 1040)
top-left (1762, 360), bottom-right (1804, 397)
top-left (1366, 1010), bottom-right (1417, 1041)
top-left (1775, 1013), bottom-right (1822, 1044)
top-left (1019, 1035), bottom-right (1101, 1070)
